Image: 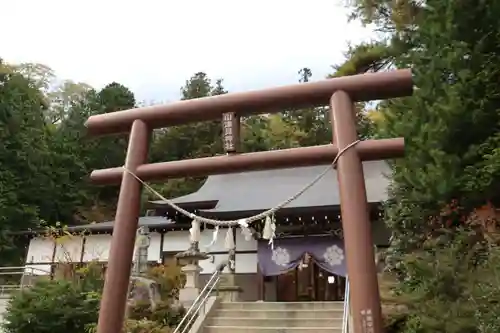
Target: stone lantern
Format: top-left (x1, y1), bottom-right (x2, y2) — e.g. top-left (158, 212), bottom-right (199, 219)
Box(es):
top-left (175, 241), bottom-right (209, 307)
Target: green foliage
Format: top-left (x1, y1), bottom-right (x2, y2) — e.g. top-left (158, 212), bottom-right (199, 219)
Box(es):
top-left (0, 67), bottom-right (51, 264)
top-left (338, 0), bottom-right (500, 331)
top-left (377, 0), bottom-right (500, 267)
top-left (340, 0), bottom-right (500, 332)
top-left (331, 42), bottom-right (397, 77)
top-left (3, 280), bottom-right (101, 333)
top-left (347, 0), bottom-right (423, 33)
top-left (0, 56), bottom-right (378, 264)
top-left (123, 318), bottom-right (173, 333)
top-left (383, 229), bottom-right (500, 333)
top-left (85, 316), bottom-right (175, 333)
top-left (4, 260), bottom-right (185, 333)
top-left (128, 301), bottom-right (185, 327)
top-left (146, 264), bottom-right (185, 300)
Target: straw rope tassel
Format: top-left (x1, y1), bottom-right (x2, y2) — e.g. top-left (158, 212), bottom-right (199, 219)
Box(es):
top-left (224, 227), bottom-right (235, 250)
top-left (238, 219), bottom-right (253, 241)
top-left (262, 215), bottom-right (276, 249)
top-left (262, 216), bottom-right (273, 240)
top-left (189, 219), bottom-right (201, 243)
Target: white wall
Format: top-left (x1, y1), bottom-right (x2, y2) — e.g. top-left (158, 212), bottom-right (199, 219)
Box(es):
top-left (162, 228), bottom-right (258, 252)
top-left (161, 229), bottom-right (239, 253)
top-left (83, 234), bottom-right (112, 261)
top-left (25, 237), bottom-right (54, 275)
top-left (163, 229), bottom-right (258, 274)
top-left (148, 232), bottom-right (162, 262)
top-left (198, 253), bottom-right (258, 274)
top-left (82, 232), bottom-right (162, 262)
top-left (162, 231), bottom-right (191, 253)
top-left (199, 254), bottom-right (227, 274)
top-left (235, 229), bottom-right (257, 251)
top-left (25, 237), bottom-right (54, 264)
top-left (25, 228), bottom-right (258, 274)
top-left (235, 253), bottom-right (257, 273)
top-left (55, 235), bottom-right (83, 262)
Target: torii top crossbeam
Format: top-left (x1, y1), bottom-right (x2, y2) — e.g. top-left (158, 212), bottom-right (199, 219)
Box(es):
top-left (85, 70), bottom-right (411, 135)
top-left (87, 69), bottom-right (413, 333)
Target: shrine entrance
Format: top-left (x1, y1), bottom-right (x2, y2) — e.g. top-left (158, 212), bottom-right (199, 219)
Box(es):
top-left (277, 261), bottom-right (346, 302)
top-left (85, 69), bottom-right (413, 333)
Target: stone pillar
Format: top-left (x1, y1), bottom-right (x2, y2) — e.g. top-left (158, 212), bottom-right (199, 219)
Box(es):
top-left (217, 272), bottom-right (243, 302)
top-left (217, 247), bottom-right (242, 302)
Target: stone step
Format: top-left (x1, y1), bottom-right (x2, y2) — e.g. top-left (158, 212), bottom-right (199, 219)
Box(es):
top-left (214, 309), bottom-right (343, 319)
top-left (207, 317), bottom-right (342, 328)
top-left (219, 301), bottom-right (344, 311)
top-left (204, 326), bottom-right (342, 333)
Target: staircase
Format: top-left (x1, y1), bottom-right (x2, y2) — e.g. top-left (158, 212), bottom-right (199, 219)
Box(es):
top-left (202, 301), bottom-right (344, 333)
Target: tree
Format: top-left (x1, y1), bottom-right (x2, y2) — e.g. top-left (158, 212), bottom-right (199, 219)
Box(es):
top-left (11, 63), bottom-right (56, 94)
top-left (347, 0), bottom-right (422, 33)
top-left (344, 0), bottom-right (500, 331)
top-left (378, 0), bottom-right (500, 266)
top-left (298, 67), bottom-right (312, 83)
top-left (0, 63), bottom-right (53, 264)
top-left (147, 72), bottom-right (227, 200)
top-left (333, 0), bottom-right (423, 81)
top-left (383, 229), bottom-right (500, 333)
top-left (55, 82), bottom-right (137, 221)
top-left (281, 68), bottom-right (375, 148)
top-left (46, 80), bottom-right (93, 124)
top-left (334, 0), bottom-right (500, 331)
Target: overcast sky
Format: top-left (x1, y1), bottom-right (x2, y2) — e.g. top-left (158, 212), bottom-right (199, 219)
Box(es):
top-left (2, 0), bottom-right (374, 103)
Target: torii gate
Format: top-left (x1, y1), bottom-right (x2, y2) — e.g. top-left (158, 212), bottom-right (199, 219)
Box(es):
top-left (86, 69), bottom-right (412, 333)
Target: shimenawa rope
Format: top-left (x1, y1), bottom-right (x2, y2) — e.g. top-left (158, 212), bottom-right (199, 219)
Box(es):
top-left (123, 140), bottom-right (360, 227)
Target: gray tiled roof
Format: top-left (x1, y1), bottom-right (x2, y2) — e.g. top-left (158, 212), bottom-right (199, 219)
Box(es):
top-left (151, 161), bottom-right (391, 214)
top-left (150, 175), bottom-right (221, 205)
top-left (68, 216), bottom-right (175, 232)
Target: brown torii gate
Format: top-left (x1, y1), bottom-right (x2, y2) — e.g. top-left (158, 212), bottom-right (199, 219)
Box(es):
top-left (85, 69), bottom-right (412, 333)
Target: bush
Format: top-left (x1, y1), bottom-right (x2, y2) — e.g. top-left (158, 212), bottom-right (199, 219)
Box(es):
top-left (3, 280), bottom-right (100, 333)
top-left (383, 229), bottom-right (500, 333)
top-left (147, 264), bottom-right (185, 300)
top-left (124, 319), bottom-right (172, 333)
top-left (4, 261), bottom-right (185, 333)
top-left (128, 301), bottom-right (186, 327)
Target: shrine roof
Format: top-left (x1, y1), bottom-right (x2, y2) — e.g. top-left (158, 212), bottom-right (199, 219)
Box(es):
top-left (150, 161), bottom-right (391, 216)
top-left (68, 216), bottom-right (176, 232)
top-left (150, 175), bottom-right (220, 208)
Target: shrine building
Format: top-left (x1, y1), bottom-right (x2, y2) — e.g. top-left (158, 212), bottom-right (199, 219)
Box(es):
top-left (21, 160), bottom-right (390, 302)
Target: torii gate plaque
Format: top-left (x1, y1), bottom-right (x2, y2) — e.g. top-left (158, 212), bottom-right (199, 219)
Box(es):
top-left (86, 70), bottom-right (412, 333)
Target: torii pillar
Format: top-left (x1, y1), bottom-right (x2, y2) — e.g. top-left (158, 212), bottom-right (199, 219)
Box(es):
top-left (85, 69), bottom-right (413, 333)
top-left (331, 91), bottom-right (382, 332)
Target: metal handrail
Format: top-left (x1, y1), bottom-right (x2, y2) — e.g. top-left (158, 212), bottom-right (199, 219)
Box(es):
top-left (0, 266), bottom-right (52, 275)
top-left (0, 285), bottom-right (23, 297)
top-left (0, 265), bottom-right (52, 297)
top-left (342, 277), bottom-right (350, 333)
top-left (173, 261), bottom-right (228, 333)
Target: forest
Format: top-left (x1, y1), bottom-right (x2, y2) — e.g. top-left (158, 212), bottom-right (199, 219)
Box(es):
top-left (2, 0), bottom-right (500, 332)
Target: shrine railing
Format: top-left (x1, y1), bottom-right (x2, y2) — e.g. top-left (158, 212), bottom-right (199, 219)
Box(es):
top-left (342, 277), bottom-right (350, 333)
top-left (173, 261), bottom-right (228, 333)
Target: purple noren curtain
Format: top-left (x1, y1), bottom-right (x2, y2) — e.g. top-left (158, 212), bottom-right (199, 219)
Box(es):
top-left (257, 236), bottom-right (346, 277)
